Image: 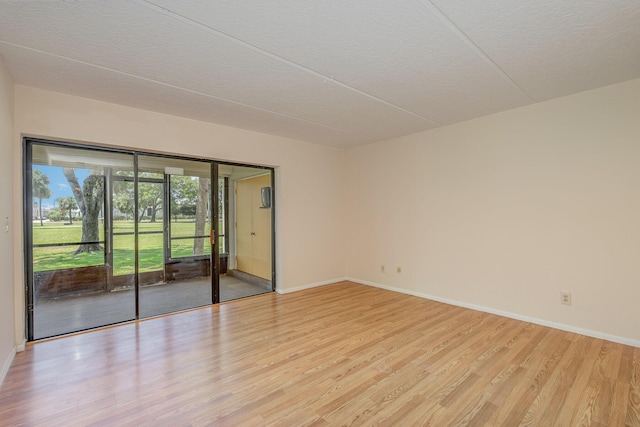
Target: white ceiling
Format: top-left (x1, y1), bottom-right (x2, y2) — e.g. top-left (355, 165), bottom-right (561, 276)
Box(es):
top-left (0, 1), bottom-right (638, 148)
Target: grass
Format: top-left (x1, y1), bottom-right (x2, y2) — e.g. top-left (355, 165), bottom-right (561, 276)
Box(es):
top-left (32, 220), bottom-right (218, 275)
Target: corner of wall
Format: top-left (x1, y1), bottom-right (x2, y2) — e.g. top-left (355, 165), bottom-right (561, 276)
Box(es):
top-left (347, 278), bottom-right (640, 349)
top-left (343, 78), bottom-right (640, 345)
top-left (0, 344), bottom-right (16, 386)
top-left (0, 55), bottom-right (17, 385)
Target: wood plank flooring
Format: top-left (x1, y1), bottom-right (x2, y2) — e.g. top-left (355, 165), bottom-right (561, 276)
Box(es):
top-left (1, 281), bottom-right (639, 426)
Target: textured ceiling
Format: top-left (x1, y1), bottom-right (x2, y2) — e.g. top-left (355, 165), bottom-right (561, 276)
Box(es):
top-left (0, 1), bottom-right (638, 148)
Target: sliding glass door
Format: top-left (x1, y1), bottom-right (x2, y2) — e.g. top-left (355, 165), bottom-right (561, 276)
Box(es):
top-left (28, 143), bottom-right (136, 339)
top-left (25, 139), bottom-right (275, 340)
top-left (137, 155), bottom-right (215, 318)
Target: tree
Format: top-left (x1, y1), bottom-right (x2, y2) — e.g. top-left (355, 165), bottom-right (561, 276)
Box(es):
top-left (112, 181), bottom-right (134, 220)
top-left (47, 207), bottom-right (65, 222)
top-left (112, 176), bottom-right (175, 223)
top-left (56, 196), bottom-right (77, 224)
top-left (193, 177), bottom-right (210, 255)
top-left (170, 176), bottom-right (199, 222)
top-left (179, 204), bottom-right (197, 216)
top-left (63, 168), bottom-right (104, 254)
top-left (32, 170), bottom-right (52, 226)
top-left (138, 183), bottom-right (163, 222)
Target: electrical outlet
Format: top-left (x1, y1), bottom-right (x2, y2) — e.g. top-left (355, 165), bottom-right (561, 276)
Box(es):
top-left (561, 291), bottom-right (572, 305)
top-left (396, 266), bottom-right (401, 273)
top-left (380, 265), bottom-right (385, 273)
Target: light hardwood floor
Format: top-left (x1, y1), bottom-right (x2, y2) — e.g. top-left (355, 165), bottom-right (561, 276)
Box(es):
top-left (1, 281), bottom-right (638, 426)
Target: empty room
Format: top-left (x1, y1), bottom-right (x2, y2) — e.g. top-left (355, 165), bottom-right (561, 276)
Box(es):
top-left (0, 1), bottom-right (639, 425)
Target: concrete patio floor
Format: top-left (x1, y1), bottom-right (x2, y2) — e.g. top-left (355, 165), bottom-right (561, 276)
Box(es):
top-left (33, 275), bottom-right (271, 339)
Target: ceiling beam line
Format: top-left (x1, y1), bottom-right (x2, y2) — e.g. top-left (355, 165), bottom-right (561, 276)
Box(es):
top-left (137, 0), bottom-right (442, 127)
top-left (0, 40), bottom-right (363, 141)
top-left (416, 0), bottom-right (536, 103)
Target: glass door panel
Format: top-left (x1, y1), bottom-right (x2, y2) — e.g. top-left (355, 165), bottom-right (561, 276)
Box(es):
top-left (137, 181), bottom-right (165, 289)
top-left (137, 155), bottom-right (213, 318)
top-left (219, 164), bottom-right (273, 302)
top-left (28, 142), bottom-right (136, 339)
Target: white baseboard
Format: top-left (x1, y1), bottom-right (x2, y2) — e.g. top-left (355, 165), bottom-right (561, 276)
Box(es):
top-left (16, 339), bottom-right (25, 352)
top-left (276, 277), bottom-right (348, 294)
top-left (0, 345), bottom-right (17, 387)
top-left (346, 277), bottom-right (640, 349)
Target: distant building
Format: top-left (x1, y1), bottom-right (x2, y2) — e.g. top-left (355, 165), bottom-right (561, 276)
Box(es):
top-left (32, 201), bottom-right (51, 219)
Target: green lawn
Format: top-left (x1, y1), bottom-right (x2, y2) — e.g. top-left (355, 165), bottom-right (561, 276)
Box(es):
top-left (32, 220), bottom-right (218, 275)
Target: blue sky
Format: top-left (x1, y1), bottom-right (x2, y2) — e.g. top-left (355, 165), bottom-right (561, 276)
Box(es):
top-left (33, 165), bottom-right (90, 208)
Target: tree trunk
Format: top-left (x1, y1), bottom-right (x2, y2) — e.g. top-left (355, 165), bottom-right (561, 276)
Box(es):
top-left (193, 178), bottom-right (209, 255)
top-left (39, 198), bottom-right (44, 226)
top-left (63, 169), bottom-right (105, 254)
top-left (80, 208), bottom-right (102, 253)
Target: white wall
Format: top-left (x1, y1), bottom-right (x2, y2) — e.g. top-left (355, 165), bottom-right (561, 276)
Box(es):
top-left (345, 78), bottom-right (640, 345)
top-left (13, 85), bottom-right (346, 343)
top-left (10, 78), bottom-right (640, 349)
top-left (0, 57), bottom-right (15, 384)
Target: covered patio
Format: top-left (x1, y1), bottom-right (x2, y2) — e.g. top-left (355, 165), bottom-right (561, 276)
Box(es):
top-left (33, 274), bottom-right (269, 339)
